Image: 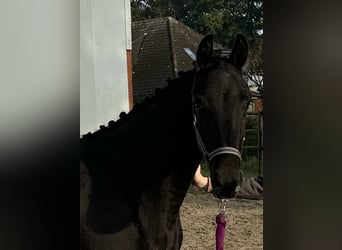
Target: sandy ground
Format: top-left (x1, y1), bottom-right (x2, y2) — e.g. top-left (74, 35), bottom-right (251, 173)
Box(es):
top-left (180, 185), bottom-right (263, 250)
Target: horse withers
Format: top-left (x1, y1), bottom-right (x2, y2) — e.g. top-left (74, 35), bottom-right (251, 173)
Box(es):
top-left (80, 34), bottom-right (251, 249)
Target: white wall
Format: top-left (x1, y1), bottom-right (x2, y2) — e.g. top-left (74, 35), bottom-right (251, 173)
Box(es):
top-left (80, 0), bottom-right (131, 135)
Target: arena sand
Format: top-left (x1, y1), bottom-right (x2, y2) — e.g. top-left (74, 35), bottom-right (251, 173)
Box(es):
top-left (180, 185), bottom-right (263, 250)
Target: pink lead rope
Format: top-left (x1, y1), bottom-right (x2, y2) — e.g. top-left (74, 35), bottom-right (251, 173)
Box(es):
top-left (215, 213), bottom-right (226, 250)
top-left (216, 199), bottom-right (228, 250)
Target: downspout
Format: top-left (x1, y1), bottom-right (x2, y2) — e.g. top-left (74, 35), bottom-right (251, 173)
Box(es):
top-left (167, 17), bottom-right (177, 77)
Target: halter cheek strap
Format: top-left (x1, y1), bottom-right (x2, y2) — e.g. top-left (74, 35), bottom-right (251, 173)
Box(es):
top-left (193, 114), bottom-right (242, 162)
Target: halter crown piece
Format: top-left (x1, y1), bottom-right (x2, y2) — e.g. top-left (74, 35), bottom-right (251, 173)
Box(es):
top-left (193, 114), bottom-right (242, 162)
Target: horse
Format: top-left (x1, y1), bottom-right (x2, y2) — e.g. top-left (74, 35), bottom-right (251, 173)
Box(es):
top-left (80, 34), bottom-right (251, 250)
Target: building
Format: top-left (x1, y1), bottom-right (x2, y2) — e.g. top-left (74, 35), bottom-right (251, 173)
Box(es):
top-left (132, 17), bottom-right (262, 111)
top-left (80, 0), bottom-right (132, 135)
top-left (132, 17), bottom-right (224, 103)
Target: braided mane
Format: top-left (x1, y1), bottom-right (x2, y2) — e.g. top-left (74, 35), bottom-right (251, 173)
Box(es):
top-left (81, 69), bottom-right (196, 140)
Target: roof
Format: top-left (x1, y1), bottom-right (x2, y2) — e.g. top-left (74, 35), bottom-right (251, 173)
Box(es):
top-left (132, 17), bottom-right (222, 103)
top-left (131, 17), bottom-right (260, 102)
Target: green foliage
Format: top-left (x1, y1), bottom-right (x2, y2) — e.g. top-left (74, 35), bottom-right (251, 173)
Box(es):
top-left (200, 156), bottom-right (259, 178)
top-left (243, 115), bottom-right (258, 155)
top-left (131, 0), bottom-right (263, 48)
top-left (248, 36), bottom-right (263, 96)
top-left (241, 156), bottom-right (260, 177)
top-left (242, 114), bottom-right (261, 174)
top-left (200, 160), bottom-right (210, 176)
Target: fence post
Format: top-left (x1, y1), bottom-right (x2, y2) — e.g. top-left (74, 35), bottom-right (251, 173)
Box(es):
top-left (257, 112), bottom-right (263, 175)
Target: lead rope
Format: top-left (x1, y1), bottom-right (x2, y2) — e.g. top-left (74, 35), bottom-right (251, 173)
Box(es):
top-left (216, 199), bottom-right (228, 250)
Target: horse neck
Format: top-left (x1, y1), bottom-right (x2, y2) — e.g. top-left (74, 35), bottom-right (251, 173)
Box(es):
top-left (80, 70), bottom-right (202, 201)
top-left (136, 71), bottom-right (202, 184)
top-left (99, 71), bottom-right (202, 204)
top-left (135, 72), bottom-right (204, 230)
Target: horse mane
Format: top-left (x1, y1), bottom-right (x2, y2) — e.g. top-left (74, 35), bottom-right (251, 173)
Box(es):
top-left (81, 68), bottom-right (196, 141)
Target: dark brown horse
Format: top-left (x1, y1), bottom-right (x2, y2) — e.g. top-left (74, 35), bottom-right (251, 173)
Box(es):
top-left (80, 34), bottom-right (251, 249)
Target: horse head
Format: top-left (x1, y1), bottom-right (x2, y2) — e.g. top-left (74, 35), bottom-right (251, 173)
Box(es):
top-left (192, 34), bottom-right (251, 198)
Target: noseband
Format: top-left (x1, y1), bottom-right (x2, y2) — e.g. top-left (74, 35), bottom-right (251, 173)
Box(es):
top-left (193, 114), bottom-right (242, 162)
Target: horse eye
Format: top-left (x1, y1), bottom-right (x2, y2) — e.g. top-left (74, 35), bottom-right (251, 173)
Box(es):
top-left (194, 102), bottom-right (202, 110)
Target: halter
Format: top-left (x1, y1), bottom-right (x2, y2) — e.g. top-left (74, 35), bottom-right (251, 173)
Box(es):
top-left (193, 114), bottom-right (242, 162)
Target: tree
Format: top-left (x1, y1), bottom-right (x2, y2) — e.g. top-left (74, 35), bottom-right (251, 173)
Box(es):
top-left (131, 0), bottom-right (263, 96)
top-left (247, 36), bottom-right (263, 97)
top-left (131, 0), bottom-right (263, 48)
top-left (131, 0), bottom-right (175, 21)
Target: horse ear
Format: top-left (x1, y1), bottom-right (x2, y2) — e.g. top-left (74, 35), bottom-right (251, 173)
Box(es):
top-left (196, 34), bottom-right (214, 68)
top-left (228, 34), bottom-right (248, 70)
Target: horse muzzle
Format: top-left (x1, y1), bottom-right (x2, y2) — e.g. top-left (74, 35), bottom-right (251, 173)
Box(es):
top-left (212, 179), bottom-right (242, 199)
top-left (210, 156), bottom-right (243, 199)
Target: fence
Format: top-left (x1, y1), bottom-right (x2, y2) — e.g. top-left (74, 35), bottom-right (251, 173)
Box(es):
top-left (241, 111), bottom-right (263, 176)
